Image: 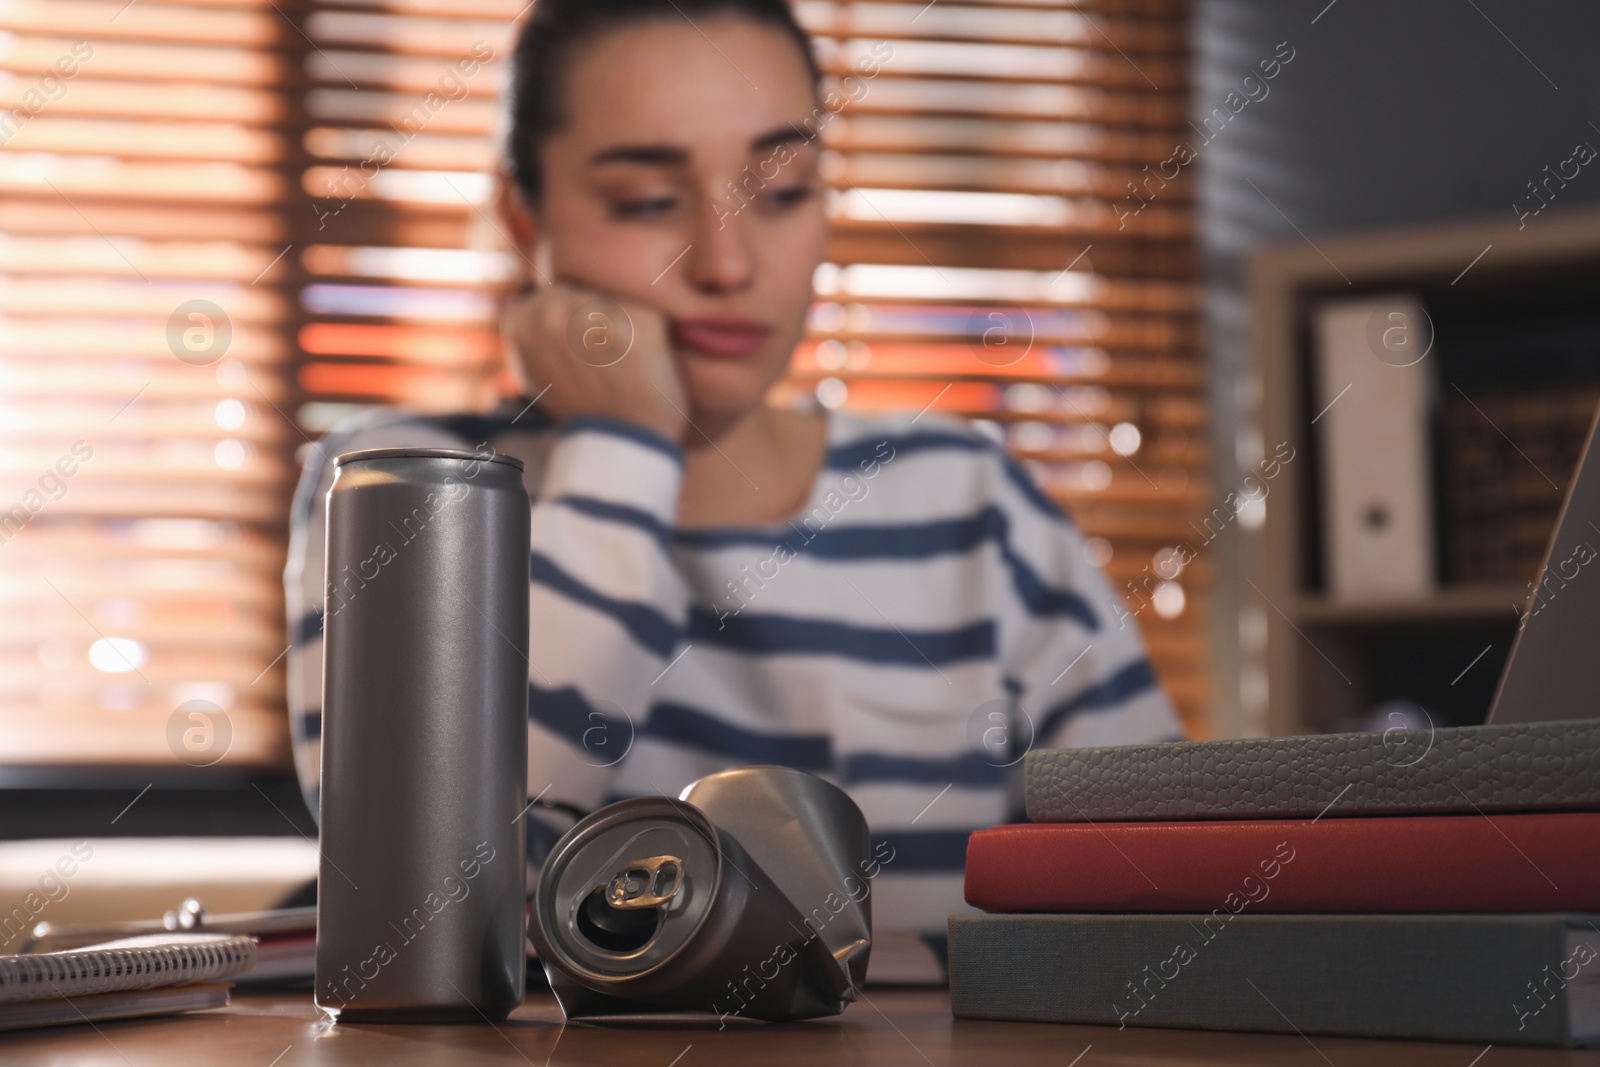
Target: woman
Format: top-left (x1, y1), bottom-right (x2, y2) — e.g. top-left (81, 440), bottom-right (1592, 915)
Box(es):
top-left (286, 0), bottom-right (1181, 980)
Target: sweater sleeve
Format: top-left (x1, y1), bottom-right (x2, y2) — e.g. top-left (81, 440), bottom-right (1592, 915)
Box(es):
top-left (284, 413), bottom-right (690, 864)
top-left (283, 412), bottom-right (470, 819)
top-left (987, 453), bottom-right (1185, 759)
top-left (520, 417), bottom-right (690, 854)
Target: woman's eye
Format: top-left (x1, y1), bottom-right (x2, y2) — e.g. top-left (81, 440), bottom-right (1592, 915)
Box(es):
top-left (761, 185), bottom-right (814, 211)
top-left (610, 196), bottom-right (679, 220)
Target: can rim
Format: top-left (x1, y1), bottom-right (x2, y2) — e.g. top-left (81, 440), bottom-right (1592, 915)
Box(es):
top-left (533, 797), bottom-right (722, 982)
top-left (334, 446), bottom-right (525, 472)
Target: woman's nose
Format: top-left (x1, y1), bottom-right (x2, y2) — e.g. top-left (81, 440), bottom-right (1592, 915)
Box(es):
top-left (685, 193), bottom-right (756, 295)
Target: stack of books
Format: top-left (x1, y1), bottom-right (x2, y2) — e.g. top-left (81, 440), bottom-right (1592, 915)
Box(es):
top-left (949, 717), bottom-right (1600, 1047)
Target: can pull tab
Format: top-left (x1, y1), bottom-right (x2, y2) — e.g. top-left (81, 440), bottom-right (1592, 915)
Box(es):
top-left (605, 855), bottom-right (684, 910)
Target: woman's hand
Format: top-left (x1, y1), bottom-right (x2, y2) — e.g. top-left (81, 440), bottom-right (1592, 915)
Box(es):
top-left (501, 281), bottom-right (689, 444)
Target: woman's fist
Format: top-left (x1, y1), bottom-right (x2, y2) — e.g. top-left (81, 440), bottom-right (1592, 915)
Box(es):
top-left (501, 282), bottom-right (689, 444)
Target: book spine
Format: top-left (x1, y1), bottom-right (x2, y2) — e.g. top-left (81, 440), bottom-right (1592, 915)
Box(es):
top-left (963, 815), bottom-right (1600, 914)
top-left (949, 914), bottom-right (1580, 1046)
top-left (1023, 719), bottom-right (1600, 822)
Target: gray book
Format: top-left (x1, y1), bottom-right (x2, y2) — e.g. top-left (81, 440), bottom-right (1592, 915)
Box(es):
top-left (949, 913), bottom-right (1600, 1047)
top-left (1025, 717), bottom-right (1600, 822)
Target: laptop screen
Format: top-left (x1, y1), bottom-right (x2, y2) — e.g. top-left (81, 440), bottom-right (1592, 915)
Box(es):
top-left (1487, 403), bottom-right (1600, 723)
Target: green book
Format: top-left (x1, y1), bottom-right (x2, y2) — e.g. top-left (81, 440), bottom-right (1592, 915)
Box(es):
top-left (949, 913), bottom-right (1600, 1047)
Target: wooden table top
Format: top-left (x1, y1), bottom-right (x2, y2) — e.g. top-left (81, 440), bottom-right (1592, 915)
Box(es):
top-left (5, 987), bottom-right (1599, 1065)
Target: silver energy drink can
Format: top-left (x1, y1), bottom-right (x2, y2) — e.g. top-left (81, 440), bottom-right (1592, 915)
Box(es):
top-left (530, 766), bottom-right (874, 1023)
top-left (315, 447), bottom-right (529, 1022)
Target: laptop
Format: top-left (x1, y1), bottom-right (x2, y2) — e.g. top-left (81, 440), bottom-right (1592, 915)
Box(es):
top-left (1486, 400), bottom-right (1600, 724)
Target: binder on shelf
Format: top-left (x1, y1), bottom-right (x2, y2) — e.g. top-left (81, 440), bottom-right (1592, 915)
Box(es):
top-left (1312, 294), bottom-right (1435, 597)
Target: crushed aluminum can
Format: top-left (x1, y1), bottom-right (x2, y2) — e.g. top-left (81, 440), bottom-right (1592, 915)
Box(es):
top-left (528, 765), bottom-right (874, 1022)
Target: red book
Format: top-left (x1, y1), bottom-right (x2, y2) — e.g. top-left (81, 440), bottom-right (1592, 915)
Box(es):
top-left (964, 812), bottom-right (1600, 913)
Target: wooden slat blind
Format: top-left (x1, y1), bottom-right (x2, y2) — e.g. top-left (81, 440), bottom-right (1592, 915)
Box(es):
top-left (0, 0), bottom-right (1206, 766)
top-left (0, 0), bottom-right (297, 764)
top-left (291, 0), bottom-right (515, 429)
top-left (788, 0), bottom-right (1209, 729)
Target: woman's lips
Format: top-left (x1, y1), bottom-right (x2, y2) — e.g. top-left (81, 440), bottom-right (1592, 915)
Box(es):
top-left (670, 316), bottom-right (771, 360)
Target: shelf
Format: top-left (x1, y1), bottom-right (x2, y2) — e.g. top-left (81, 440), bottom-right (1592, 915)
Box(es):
top-left (1294, 583), bottom-right (1528, 625)
top-left (1246, 207), bottom-right (1600, 733)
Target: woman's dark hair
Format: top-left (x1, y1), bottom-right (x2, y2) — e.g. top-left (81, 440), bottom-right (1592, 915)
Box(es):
top-left (504, 0), bottom-right (820, 204)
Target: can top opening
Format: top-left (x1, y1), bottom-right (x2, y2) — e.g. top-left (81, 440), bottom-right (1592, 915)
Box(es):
top-left (334, 446), bottom-right (525, 472)
top-left (533, 797), bottom-right (722, 980)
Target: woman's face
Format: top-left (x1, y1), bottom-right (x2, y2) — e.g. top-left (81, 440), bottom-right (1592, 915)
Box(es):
top-left (531, 16), bottom-right (828, 424)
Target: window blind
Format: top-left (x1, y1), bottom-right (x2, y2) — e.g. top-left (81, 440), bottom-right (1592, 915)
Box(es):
top-left (292, 0), bottom-right (517, 433)
top-left (0, 0), bottom-right (298, 765)
top-left (786, 0), bottom-right (1208, 730)
top-left (1, 0), bottom-right (1206, 767)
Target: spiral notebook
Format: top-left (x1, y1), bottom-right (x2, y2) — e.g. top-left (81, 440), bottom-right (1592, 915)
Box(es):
top-left (0, 933), bottom-right (256, 1030)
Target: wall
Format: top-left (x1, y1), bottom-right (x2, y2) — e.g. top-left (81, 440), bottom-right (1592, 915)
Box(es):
top-left (1193, 0), bottom-right (1600, 735)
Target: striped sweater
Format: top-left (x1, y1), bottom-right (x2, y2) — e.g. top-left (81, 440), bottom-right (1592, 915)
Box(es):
top-left (285, 399), bottom-right (1181, 980)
